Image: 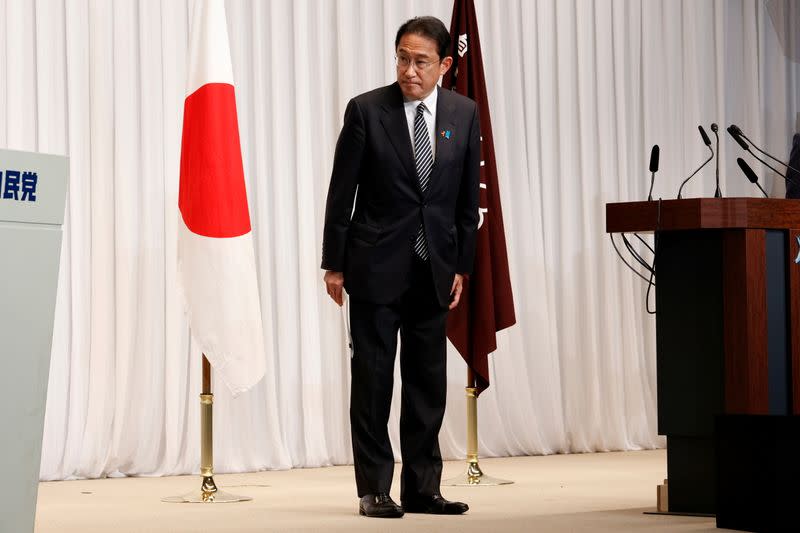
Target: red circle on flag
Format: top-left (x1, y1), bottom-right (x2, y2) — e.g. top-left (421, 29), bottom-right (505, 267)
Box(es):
top-left (179, 83), bottom-right (252, 238)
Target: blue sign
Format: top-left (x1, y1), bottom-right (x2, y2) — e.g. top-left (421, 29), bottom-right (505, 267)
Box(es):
top-left (0, 170), bottom-right (38, 202)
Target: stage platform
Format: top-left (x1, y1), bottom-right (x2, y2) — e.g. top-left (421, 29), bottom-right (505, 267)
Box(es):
top-left (35, 450), bottom-right (728, 532)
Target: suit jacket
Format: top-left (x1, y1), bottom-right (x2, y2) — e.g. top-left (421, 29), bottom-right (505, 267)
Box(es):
top-left (321, 82), bottom-right (480, 307)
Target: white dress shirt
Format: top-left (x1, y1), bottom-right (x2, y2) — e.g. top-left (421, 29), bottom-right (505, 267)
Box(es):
top-left (403, 87), bottom-right (438, 160)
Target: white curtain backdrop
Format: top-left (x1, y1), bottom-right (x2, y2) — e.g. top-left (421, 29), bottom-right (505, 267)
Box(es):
top-left (0, 0), bottom-right (798, 481)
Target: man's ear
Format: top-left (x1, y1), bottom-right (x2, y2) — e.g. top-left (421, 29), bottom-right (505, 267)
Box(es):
top-left (440, 56), bottom-right (453, 77)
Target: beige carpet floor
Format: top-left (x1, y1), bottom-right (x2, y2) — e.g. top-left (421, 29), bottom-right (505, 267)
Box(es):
top-left (35, 450), bottom-right (731, 532)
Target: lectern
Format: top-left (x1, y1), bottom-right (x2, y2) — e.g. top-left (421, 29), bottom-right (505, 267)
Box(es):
top-left (606, 198), bottom-right (800, 514)
top-left (0, 149), bottom-right (68, 533)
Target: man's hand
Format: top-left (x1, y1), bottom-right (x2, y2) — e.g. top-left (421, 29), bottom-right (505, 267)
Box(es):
top-left (449, 273), bottom-right (464, 310)
top-left (324, 271), bottom-right (345, 306)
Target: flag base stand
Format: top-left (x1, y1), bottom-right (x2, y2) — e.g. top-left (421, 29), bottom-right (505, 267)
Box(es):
top-left (442, 380), bottom-right (514, 487)
top-left (442, 458), bottom-right (513, 486)
top-left (161, 476), bottom-right (252, 503)
top-left (162, 356), bottom-right (252, 504)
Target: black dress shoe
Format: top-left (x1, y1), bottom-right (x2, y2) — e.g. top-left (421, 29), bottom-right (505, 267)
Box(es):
top-left (359, 493), bottom-right (404, 518)
top-left (402, 494), bottom-right (469, 515)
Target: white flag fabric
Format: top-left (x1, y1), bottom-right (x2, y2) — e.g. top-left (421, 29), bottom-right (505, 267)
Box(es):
top-left (177, 0), bottom-right (266, 396)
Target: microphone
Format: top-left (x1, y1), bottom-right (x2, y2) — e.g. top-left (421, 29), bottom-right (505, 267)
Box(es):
top-left (737, 157), bottom-right (768, 198)
top-left (730, 124), bottom-right (800, 175)
top-left (677, 126), bottom-right (714, 199)
top-left (647, 145), bottom-right (659, 201)
top-left (711, 123), bottom-right (721, 197)
top-left (728, 125), bottom-right (800, 188)
top-left (727, 126), bottom-right (749, 150)
top-left (699, 125), bottom-right (711, 147)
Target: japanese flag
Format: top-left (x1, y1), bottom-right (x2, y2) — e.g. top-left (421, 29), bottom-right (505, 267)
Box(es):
top-left (177, 0), bottom-right (265, 395)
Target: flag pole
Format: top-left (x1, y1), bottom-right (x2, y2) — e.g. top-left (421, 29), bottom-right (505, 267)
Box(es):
top-left (442, 368), bottom-right (513, 486)
top-left (162, 354), bottom-right (252, 503)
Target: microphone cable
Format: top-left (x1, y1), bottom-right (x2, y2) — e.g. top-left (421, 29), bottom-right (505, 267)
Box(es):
top-left (622, 233), bottom-right (654, 273)
top-left (634, 233), bottom-right (655, 254)
top-left (645, 199), bottom-right (661, 315)
top-left (610, 233), bottom-right (654, 284)
top-left (609, 201), bottom-right (659, 314)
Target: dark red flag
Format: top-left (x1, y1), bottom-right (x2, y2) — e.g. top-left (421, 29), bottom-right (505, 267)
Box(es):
top-left (443, 0), bottom-right (516, 396)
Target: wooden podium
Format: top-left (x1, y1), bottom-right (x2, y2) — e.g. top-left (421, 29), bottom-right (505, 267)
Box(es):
top-left (606, 198), bottom-right (800, 514)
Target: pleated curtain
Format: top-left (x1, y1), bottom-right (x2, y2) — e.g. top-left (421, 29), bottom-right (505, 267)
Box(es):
top-left (0, 0), bottom-right (797, 481)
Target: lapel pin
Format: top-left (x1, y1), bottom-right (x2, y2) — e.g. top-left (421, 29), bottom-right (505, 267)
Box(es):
top-left (440, 130), bottom-right (452, 139)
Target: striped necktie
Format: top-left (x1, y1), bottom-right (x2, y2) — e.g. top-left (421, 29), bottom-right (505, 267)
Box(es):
top-left (413, 102), bottom-right (432, 261)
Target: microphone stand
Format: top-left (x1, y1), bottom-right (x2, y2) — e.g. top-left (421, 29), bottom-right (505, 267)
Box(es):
top-left (647, 145), bottom-right (659, 201)
top-left (677, 149), bottom-right (713, 199)
top-left (739, 131), bottom-right (800, 175)
top-left (737, 157), bottom-right (769, 198)
top-left (711, 124), bottom-right (721, 197)
top-left (744, 148), bottom-right (800, 188)
top-left (728, 127), bottom-right (800, 189)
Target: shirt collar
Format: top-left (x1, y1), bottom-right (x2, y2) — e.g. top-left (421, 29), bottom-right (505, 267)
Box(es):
top-left (405, 86), bottom-right (438, 114)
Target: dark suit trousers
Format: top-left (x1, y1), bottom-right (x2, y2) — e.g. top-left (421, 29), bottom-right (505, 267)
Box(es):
top-left (348, 258), bottom-right (448, 499)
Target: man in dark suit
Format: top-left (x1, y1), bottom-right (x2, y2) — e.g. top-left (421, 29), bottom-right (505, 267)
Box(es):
top-left (321, 16), bottom-right (480, 519)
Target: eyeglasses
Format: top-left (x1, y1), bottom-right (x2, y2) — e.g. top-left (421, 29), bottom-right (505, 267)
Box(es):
top-left (395, 55), bottom-right (440, 72)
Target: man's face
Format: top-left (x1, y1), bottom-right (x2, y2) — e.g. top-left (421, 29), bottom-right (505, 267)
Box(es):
top-left (395, 33), bottom-right (453, 101)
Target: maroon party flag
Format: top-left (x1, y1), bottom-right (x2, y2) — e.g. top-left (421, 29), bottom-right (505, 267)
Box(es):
top-left (443, 0), bottom-right (516, 395)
